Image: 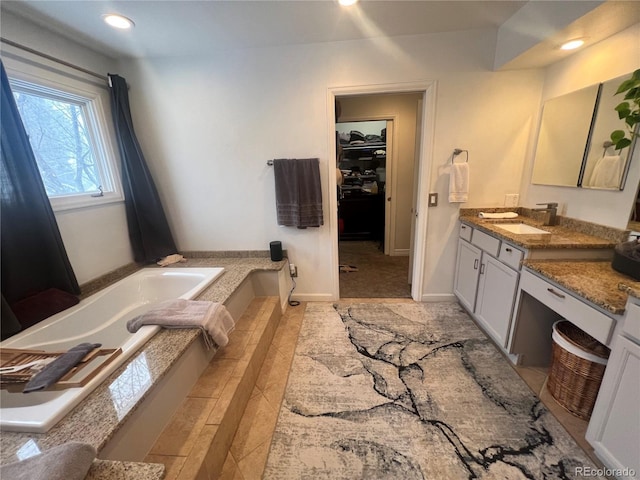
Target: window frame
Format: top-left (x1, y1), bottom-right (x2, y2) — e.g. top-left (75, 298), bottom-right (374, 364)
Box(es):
top-left (3, 57), bottom-right (123, 211)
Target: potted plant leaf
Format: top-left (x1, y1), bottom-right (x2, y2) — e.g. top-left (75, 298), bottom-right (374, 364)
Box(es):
top-left (611, 68), bottom-right (640, 150)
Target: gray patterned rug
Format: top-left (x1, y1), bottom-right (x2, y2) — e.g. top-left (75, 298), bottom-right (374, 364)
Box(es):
top-left (264, 302), bottom-right (604, 479)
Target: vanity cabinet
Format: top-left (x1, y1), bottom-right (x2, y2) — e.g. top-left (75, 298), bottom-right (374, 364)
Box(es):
top-left (586, 298), bottom-right (640, 479)
top-left (454, 223), bottom-right (522, 349)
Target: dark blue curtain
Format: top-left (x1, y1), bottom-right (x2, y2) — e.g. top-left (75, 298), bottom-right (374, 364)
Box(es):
top-left (1, 61), bottom-right (80, 338)
top-left (108, 74), bottom-right (177, 263)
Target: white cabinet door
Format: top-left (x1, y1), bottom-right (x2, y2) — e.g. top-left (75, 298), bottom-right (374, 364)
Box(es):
top-left (454, 238), bottom-right (481, 313)
top-left (475, 254), bottom-right (519, 348)
top-left (587, 335), bottom-right (640, 479)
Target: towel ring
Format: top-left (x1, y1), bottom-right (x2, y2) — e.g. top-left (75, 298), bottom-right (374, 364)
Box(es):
top-left (452, 149), bottom-right (468, 163)
top-left (602, 141), bottom-right (614, 156)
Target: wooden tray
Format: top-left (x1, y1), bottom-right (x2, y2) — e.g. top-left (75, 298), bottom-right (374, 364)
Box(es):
top-left (0, 347), bottom-right (122, 392)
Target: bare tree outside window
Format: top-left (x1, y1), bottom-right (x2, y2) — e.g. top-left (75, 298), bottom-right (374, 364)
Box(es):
top-left (13, 90), bottom-right (101, 196)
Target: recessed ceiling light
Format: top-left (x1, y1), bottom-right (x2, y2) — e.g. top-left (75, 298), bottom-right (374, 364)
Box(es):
top-left (103, 14), bottom-right (135, 29)
top-left (339, 0), bottom-right (358, 6)
top-left (559, 38), bottom-right (585, 50)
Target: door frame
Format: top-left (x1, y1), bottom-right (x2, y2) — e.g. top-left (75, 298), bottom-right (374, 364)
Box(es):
top-left (327, 81), bottom-right (437, 301)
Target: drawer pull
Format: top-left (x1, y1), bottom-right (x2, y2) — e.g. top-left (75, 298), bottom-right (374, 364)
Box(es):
top-left (505, 247), bottom-right (512, 252)
top-left (480, 263), bottom-right (485, 274)
top-left (461, 225), bottom-right (467, 229)
top-left (474, 259), bottom-right (479, 270)
top-left (547, 288), bottom-right (566, 299)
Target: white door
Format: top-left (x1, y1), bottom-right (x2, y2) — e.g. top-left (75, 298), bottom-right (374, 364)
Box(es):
top-left (408, 99), bottom-right (423, 283)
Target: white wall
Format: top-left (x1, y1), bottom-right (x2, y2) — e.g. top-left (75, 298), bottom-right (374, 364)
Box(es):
top-left (1, 10), bottom-right (134, 284)
top-left (521, 23), bottom-right (640, 229)
top-left (118, 28), bottom-right (544, 300)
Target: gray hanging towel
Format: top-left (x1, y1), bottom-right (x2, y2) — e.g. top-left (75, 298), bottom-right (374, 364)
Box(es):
top-left (273, 158), bottom-right (324, 228)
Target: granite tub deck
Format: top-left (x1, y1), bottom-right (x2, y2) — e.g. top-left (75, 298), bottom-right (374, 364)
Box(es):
top-left (0, 255), bottom-right (286, 480)
top-left (459, 207), bottom-right (627, 250)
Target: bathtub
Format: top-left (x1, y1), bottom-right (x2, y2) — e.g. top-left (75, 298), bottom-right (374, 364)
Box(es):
top-left (0, 267), bottom-right (224, 433)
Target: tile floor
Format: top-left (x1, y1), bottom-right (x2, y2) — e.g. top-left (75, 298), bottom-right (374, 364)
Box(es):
top-left (218, 301), bottom-right (306, 479)
top-left (217, 300), bottom-right (602, 478)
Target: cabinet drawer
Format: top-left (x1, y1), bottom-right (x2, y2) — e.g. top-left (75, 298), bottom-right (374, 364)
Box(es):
top-left (623, 302), bottom-right (640, 344)
top-left (471, 229), bottom-right (500, 257)
top-left (498, 243), bottom-right (524, 270)
top-left (459, 223), bottom-right (473, 241)
top-left (519, 270), bottom-right (616, 345)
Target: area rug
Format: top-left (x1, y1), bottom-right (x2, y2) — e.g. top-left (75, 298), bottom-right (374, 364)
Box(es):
top-left (264, 302), bottom-right (604, 479)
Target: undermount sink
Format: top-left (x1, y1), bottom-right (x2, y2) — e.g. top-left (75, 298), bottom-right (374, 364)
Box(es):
top-left (494, 223), bottom-right (550, 235)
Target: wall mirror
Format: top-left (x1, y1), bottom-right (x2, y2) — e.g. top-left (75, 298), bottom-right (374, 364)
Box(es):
top-left (531, 84), bottom-right (600, 187)
top-left (531, 73), bottom-right (636, 191)
top-left (581, 73), bottom-right (635, 190)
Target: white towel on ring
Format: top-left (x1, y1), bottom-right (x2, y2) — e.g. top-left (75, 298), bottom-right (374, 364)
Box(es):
top-left (449, 163), bottom-right (469, 203)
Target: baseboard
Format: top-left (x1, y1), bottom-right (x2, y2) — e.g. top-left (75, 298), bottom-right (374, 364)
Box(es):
top-left (290, 293), bottom-right (336, 302)
top-left (419, 293), bottom-right (457, 302)
top-left (391, 249), bottom-right (410, 256)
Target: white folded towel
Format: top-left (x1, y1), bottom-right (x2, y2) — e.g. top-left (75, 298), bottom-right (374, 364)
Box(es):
top-left (478, 212), bottom-right (519, 219)
top-left (448, 163), bottom-right (469, 203)
top-left (587, 155), bottom-right (623, 188)
top-left (127, 299), bottom-right (235, 349)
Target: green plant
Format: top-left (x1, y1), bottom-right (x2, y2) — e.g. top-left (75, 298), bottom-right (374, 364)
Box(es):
top-left (611, 69), bottom-right (640, 150)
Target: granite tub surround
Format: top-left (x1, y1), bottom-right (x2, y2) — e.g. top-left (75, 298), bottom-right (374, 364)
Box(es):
top-left (0, 254), bottom-right (286, 479)
top-left (523, 260), bottom-right (640, 314)
top-left (459, 208), bottom-right (627, 250)
top-left (265, 302), bottom-right (604, 479)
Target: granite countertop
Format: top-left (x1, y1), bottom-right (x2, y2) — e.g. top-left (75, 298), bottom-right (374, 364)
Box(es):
top-left (523, 260), bottom-right (640, 315)
top-left (459, 215), bottom-right (619, 250)
top-left (458, 207), bottom-right (627, 250)
top-left (0, 254), bottom-right (286, 479)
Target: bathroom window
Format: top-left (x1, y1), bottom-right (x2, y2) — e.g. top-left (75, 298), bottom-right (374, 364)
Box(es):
top-left (9, 76), bottom-right (123, 211)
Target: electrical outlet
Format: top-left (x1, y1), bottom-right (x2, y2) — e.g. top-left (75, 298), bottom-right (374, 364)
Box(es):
top-left (289, 264), bottom-right (298, 277)
top-left (504, 194), bottom-right (519, 207)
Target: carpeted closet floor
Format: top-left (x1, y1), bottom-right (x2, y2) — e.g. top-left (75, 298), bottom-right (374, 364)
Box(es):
top-left (339, 240), bottom-right (411, 298)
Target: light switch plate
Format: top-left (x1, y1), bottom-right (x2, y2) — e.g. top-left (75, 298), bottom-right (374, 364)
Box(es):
top-left (428, 193), bottom-right (438, 207)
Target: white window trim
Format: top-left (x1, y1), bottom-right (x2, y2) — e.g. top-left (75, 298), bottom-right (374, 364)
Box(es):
top-left (2, 52), bottom-right (124, 212)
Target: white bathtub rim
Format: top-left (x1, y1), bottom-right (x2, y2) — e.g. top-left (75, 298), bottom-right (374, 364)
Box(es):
top-left (0, 267), bottom-right (225, 433)
top-left (1, 267), bottom-right (224, 350)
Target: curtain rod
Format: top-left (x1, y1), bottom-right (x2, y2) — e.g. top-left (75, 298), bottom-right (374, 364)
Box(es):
top-left (0, 37), bottom-right (108, 83)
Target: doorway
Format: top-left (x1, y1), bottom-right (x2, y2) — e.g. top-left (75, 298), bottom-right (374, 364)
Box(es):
top-left (335, 93), bottom-right (423, 299)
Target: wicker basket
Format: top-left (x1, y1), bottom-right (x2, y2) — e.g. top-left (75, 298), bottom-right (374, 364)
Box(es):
top-left (547, 321), bottom-right (610, 420)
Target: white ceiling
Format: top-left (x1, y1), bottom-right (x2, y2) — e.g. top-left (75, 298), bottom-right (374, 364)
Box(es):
top-left (2, 0), bottom-right (638, 68)
top-left (1, 0), bottom-right (529, 58)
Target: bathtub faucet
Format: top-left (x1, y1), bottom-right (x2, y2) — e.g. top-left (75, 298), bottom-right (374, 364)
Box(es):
top-left (533, 202), bottom-right (558, 226)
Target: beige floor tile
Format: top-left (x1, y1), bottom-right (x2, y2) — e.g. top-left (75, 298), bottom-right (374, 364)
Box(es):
top-left (234, 300), bottom-right (263, 332)
top-left (255, 347), bottom-right (289, 391)
top-left (189, 358), bottom-right (237, 399)
top-left (217, 329), bottom-right (252, 360)
top-left (176, 424), bottom-right (218, 480)
top-left (144, 454), bottom-right (186, 480)
top-left (207, 375), bottom-right (242, 425)
top-left (150, 397), bottom-right (217, 456)
top-left (229, 392), bottom-right (279, 461)
top-left (514, 366), bottom-right (548, 396)
top-left (219, 453), bottom-right (245, 480)
top-left (236, 441), bottom-right (273, 480)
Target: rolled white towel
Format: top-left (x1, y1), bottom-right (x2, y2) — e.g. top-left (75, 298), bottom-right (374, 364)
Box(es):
top-left (478, 212), bottom-right (519, 219)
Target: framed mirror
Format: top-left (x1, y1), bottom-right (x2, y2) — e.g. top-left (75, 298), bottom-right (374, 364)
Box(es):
top-left (531, 84), bottom-right (600, 187)
top-left (581, 73), bottom-right (636, 190)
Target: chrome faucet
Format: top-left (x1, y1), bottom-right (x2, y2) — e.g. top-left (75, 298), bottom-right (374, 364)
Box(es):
top-left (534, 202), bottom-right (558, 226)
